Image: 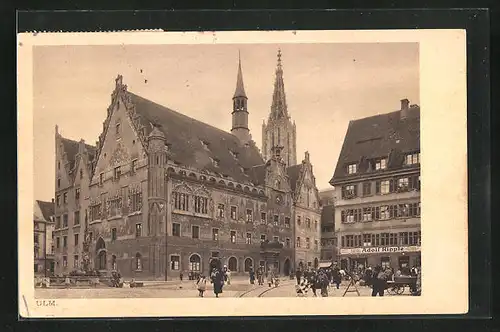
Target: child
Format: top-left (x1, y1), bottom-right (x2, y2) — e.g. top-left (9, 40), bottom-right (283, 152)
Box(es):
top-left (196, 275), bottom-right (207, 297)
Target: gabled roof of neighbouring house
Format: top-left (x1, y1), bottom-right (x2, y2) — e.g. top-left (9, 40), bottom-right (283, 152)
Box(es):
top-left (331, 103), bottom-right (420, 184)
top-left (36, 200), bottom-right (55, 221)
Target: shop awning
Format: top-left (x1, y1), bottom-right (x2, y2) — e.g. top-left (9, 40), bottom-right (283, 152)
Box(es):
top-left (318, 262), bottom-right (332, 268)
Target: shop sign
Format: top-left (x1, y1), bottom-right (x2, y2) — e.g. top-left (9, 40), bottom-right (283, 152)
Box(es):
top-left (339, 246), bottom-right (420, 255)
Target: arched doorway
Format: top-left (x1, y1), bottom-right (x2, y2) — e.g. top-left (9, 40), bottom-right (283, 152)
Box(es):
top-left (189, 254), bottom-right (201, 273)
top-left (228, 257), bottom-right (238, 272)
top-left (95, 237), bottom-right (106, 271)
top-left (283, 258), bottom-right (291, 276)
top-left (244, 258), bottom-right (253, 272)
top-left (314, 258), bottom-right (319, 269)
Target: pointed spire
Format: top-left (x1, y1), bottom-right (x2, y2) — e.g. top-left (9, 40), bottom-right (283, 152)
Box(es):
top-left (270, 48), bottom-right (288, 120)
top-left (233, 51), bottom-right (247, 98)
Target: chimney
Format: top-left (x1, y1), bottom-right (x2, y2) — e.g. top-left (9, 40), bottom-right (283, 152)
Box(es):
top-left (400, 98), bottom-right (410, 119)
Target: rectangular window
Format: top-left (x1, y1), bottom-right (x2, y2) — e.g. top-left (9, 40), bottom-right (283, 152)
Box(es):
top-left (230, 206), bottom-right (237, 220)
top-left (172, 223), bottom-right (181, 237)
top-left (173, 192), bottom-right (189, 211)
top-left (170, 256), bottom-right (180, 270)
top-left (135, 223), bottom-right (142, 238)
top-left (362, 207), bottom-right (372, 222)
top-left (389, 233), bottom-right (398, 245)
top-left (347, 163), bottom-right (357, 174)
top-left (111, 228), bottom-right (117, 241)
top-left (62, 192), bottom-right (67, 204)
top-left (342, 184), bottom-right (357, 199)
top-left (261, 212), bottom-right (267, 224)
top-left (381, 233), bottom-right (389, 246)
top-left (192, 225), bottom-right (200, 239)
top-left (75, 188), bottom-right (81, 200)
top-left (63, 214), bottom-right (68, 228)
top-left (56, 237), bottom-right (60, 249)
top-left (74, 233), bottom-right (79, 246)
top-left (57, 178), bottom-right (61, 188)
top-left (284, 217), bottom-right (290, 228)
top-left (131, 159), bottom-right (137, 174)
top-left (273, 215), bottom-right (279, 226)
top-left (217, 204), bottom-right (225, 218)
top-left (397, 177), bottom-right (410, 192)
top-left (246, 209), bottom-right (253, 223)
top-left (89, 232), bottom-right (93, 243)
top-left (345, 235), bottom-right (354, 247)
top-left (286, 238), bottom-right (291, 248)
top-left (90, 202), bottom-right (102, 221)
top-left (74, 211), bottom-right (80, 225)
top-left (375, 158), bottom-right (387, 170)
top-left (56, 195), bottom-right (61, 207)
top-left (362, 182), bottom-right (371, 196)
top-left (212, 228), bottom-right (219, 241)
top-left (230, 231), bottom-right (236, 244)
top-left (63, 256), bottom-right (68, 267)
top-left (63, 236), bottom-right (67, 248)
top-left (56, 216), bottom-right (61, 229)
top-left (297, 215), bottom-right (301, 226)
top-left (380, 180), bottom-right (390, 194)
top-left (399, 232), bottom-right (409, 245)
top-left (378, 206), bottom-right (389, 220)
top-left (194, 196), bottom-right (208, 214)
top-left (405, 152), bottom-right (420, 165)
top-left (306, 218), bottom-right (311, 228)
top-left (306, 237), bottom-right (310, 249)
top-left (114, 166), bottom-right (121, 180)
top-left (314, 239), bottom-right (319, 250)
top-left (246, 232), bottom-right (252, 244)
top-left (260, 234), bottom-right (266, 242)
top-left (296, 237), bottom-right (301, 248)
top-left (74, 255), bottom-right (79, 268)
top-left (363, 234), bottom-right (372, 246)
top-left (374, 234), bottom-right (380, 246)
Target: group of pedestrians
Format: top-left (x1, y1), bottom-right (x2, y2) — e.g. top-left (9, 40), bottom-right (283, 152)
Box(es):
top-left (195, 264), bottom-right (233, 298)
top-left (294, 266), bottom-right (338, 297)
top-left (248, 266), bottom-right (280, 287)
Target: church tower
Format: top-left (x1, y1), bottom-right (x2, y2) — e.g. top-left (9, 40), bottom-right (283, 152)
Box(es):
top-left (231, 52), bottom-right (251, 144)
top-left (262, 49), bottom-right (297, 166)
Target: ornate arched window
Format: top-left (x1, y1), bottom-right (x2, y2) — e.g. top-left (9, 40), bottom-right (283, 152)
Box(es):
top-left (189, 254), bottom-right (201, 272)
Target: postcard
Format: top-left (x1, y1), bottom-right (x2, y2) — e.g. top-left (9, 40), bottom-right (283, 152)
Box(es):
top-left (18, 29), bottom-right (468, 317)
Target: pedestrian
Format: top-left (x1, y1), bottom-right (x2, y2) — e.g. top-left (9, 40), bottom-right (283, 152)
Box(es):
top-left (64, 276), bottom-right (71, 288)
top-left (372, 266), bottom-right (387, 297)
top-left (295, 268), bottom-right (302, 285)
top-left (332, 265), bottom-right (341, 290)
top-left (267, 269), bottom-right (274, 287)
top-left (318, 270), bottom-right (329, 297)
top-left (249, 268), bottom-right (255, 284)
top-left (196, 274), bottom-right (207, 297)
top-left (226, 269), bottom-right (232, 285)
top-left (180, 271), bottom-right (184, 282)
top-left (211, 268), bottom-right (224, 298)
top-left (309, 271), bottom-right (318, 297)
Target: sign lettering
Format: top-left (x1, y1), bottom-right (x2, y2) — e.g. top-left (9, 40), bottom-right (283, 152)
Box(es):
top-left (339, 246), bottom-right (420, 255)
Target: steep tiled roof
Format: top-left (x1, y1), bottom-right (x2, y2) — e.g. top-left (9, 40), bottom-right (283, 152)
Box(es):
top-left (249, 164), bottom-right (267, 186)
top-left (36, 200), bottom-right (54, 221)
top-left (128, 92), bottom-right (264, 184)
top-left (287, 164), bottom-right (302, 192)
top-left (331, 106), bottom-right (420, 183)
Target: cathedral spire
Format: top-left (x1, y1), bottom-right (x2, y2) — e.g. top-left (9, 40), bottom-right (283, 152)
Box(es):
top-left (270, 48), bottom-right (288, 120)
top-left (233, 50), bottom-right (247, 98)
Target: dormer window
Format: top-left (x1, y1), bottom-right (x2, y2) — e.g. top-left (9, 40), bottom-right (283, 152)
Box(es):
top-left (405, 152), bottom-right (420, 165)
top-left (200, 140), bottom-right (210, 151)
top-left (210, 157), bottom-right (220, 167)
top-left (347, 163), bottom-right (357, 174)
top-left (115, 121), bottom-right (121, 137)
top-left (375, 158), bottom-right (387, 170)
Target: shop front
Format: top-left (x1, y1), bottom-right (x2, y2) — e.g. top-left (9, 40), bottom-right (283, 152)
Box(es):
top-left (339, 245), bottom-right (421, 272)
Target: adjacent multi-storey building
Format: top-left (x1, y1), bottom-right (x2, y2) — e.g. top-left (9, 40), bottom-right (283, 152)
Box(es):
top-left (52, 51), bottom-right (321, 278)
top-left (329, 99), bottom-right (421, 272)
top-left (34, 200), bottom-right (55, 276)
top-left (319, 189), bottom-right (337, 262)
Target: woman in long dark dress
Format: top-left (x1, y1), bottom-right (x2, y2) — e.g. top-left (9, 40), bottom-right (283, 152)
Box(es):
top-left (212, 268), bottom-right (224, 298)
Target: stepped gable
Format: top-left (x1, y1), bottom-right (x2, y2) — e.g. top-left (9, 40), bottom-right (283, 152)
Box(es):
top-left (61, 137), bottom-right (96, 172)
top-left (127, 92), bottom-right (264, 184)
top-left (36, 200), bottom-right (55, 221)
top-left (331, 105), bottom-right (420, 183)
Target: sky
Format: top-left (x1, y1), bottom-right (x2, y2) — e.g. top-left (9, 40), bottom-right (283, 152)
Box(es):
top-left (33, 42), bottom-right (419, 201)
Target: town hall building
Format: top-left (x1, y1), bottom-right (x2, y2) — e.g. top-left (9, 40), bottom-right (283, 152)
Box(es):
top-left (52, 50), bottom-right (322, 279)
